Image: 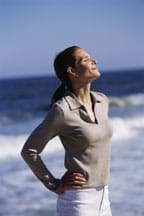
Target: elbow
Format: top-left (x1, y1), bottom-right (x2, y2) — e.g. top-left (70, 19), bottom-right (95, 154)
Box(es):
top-left (21, 145), bottom-right (38, 163)
top-left (20, 144), bottom-right (30, 161)
top-left (21, 146), bottom-right (27, 161)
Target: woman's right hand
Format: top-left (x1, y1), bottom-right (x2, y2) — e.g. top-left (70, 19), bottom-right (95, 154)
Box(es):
top-left (58, 171), bottom-right (87, 194)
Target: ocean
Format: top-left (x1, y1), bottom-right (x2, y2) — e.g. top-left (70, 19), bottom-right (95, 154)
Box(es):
top-left (0, 69), bottom-right (144, 216)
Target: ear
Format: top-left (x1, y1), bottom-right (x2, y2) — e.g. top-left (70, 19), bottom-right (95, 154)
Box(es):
top-left (67, 66), bottom-right (77, 78)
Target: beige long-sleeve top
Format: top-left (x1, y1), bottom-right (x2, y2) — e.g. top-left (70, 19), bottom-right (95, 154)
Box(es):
top-left (21, 89), bottom-right (113, 194)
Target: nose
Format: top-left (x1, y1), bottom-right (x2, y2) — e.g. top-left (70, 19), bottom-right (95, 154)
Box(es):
top-left (92, 58), bottom-right (97, 65)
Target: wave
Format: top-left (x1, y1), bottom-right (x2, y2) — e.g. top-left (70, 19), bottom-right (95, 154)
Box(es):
top-left (0, 114), bottom-right (144, 160)
top-left (110, 116), bottom-right (144, 141)
top-left (0, 93), bottom-right (144, 127)
top-left (109, 93), bottom-right (144, 108)
top-left (0, 135), bottom-right (63, 160)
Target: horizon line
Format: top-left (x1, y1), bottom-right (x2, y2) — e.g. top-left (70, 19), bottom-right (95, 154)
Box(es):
top-left (0, 67), bottom-right (144, 81)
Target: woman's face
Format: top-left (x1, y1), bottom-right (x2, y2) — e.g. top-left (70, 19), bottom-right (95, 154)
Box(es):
top-left (71, 48), bottom-right (101, 83)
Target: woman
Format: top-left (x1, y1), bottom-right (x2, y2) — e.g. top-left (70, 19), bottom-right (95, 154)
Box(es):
top-left (21, 46), bottom-right (113, 216)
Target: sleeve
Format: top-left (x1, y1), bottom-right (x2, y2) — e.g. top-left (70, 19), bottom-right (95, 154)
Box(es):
top-left (21, 103), bottom-right (64, 194)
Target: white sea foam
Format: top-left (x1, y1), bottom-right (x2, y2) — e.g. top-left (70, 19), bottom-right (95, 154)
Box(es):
top-left (110, 114), bottom-right (144, 141)
top-left (0, 135), bottom-right (63, 160)
top-left (0, 114), bottom-right (144, 160)
top-left (110, 93), bottom-right (144, 107)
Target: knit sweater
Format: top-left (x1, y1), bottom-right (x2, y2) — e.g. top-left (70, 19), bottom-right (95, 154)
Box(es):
top-left (21, 90), bottom-right (113, 194)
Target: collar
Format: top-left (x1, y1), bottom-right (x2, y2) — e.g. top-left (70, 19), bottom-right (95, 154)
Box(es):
top-left (64, 89), bottom-right (101, 111)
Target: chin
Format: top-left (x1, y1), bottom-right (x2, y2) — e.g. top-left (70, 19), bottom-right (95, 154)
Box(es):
top-left (93, 70), bottom-right (101, 79)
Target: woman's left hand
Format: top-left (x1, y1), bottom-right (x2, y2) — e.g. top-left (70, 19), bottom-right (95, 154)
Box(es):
top-left (57, 171), bottom-right (87, 194)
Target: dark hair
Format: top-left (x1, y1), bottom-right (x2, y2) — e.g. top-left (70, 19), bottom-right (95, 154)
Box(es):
top-left (49, 46), bottom-right (80, 107)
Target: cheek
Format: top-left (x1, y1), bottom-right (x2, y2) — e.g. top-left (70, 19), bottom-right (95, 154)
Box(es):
top-left (77, 65), bottom-right (89, 75)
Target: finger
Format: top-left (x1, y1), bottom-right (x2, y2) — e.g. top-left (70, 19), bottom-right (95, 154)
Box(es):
top-left (63, 180), bottom-right (86, 187)
top-left (63, 185), bottom-right (83, 191)
top-left (62, 178), bottom-right (86, 186)
top-left (70, 172), bottom-right (85, 177)
top-left (63, 175), bottom-right (86, 182)
top-left (72, 180), bottom-right (86, 186)
top-left (66, 173), bottom-right (87, 180)
top-left (73, 176), bottom-right (87, 181)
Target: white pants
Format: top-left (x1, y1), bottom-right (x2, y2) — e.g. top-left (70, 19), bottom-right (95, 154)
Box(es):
top-left (56, 185), bottom-right (112, 216)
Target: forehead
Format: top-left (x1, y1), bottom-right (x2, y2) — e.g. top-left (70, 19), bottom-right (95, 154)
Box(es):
top-left (74, 49), bottom-right (90, 59)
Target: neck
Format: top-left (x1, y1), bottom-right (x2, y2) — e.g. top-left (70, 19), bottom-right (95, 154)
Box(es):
top-left (71, 83), bottom-right (92, 106)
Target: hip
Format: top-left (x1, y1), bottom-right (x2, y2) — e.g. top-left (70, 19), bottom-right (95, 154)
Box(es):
top-left (56, 185), bottom-right (112, 216)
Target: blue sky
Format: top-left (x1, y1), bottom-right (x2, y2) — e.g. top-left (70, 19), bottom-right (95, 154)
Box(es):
top-left (0, 0), bottom-right (144, 78)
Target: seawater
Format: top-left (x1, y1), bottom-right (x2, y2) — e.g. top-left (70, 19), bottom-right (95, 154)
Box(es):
top-left (0, 69), bottom-right (144, 216)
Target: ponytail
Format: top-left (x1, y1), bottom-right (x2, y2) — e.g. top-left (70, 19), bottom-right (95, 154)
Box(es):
top-left (49, 83), bottom-right (66, 108)
top-left (49, 46), bottom-right (80, 109)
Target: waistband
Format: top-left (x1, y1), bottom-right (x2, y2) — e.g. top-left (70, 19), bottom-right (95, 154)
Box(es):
top-left (95, 185), bottom-right (108, 191)
top-left (61, 185), bottom-right (108, 193)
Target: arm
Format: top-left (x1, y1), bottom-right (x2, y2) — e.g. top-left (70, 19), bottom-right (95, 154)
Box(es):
top-left (21, 103), bottom-right (64, 194)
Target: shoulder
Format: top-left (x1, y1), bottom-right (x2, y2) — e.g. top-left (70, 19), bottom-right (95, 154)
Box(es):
top-left (55, 96), bottom-right (68, 110)
top-left (92, 91), bottom-right (110, 114)
top-left (91, 91), bottom-right (109, 103)
top-left (50, 96), bottom-right (69, 117)
top-left (47, 101), bottom-right (64, 121)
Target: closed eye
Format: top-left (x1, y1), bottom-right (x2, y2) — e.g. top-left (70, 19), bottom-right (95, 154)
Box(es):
top-left (83, 57), bottom-right (91, 62)
top-left (83, 59), bottom-right (89, 62)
